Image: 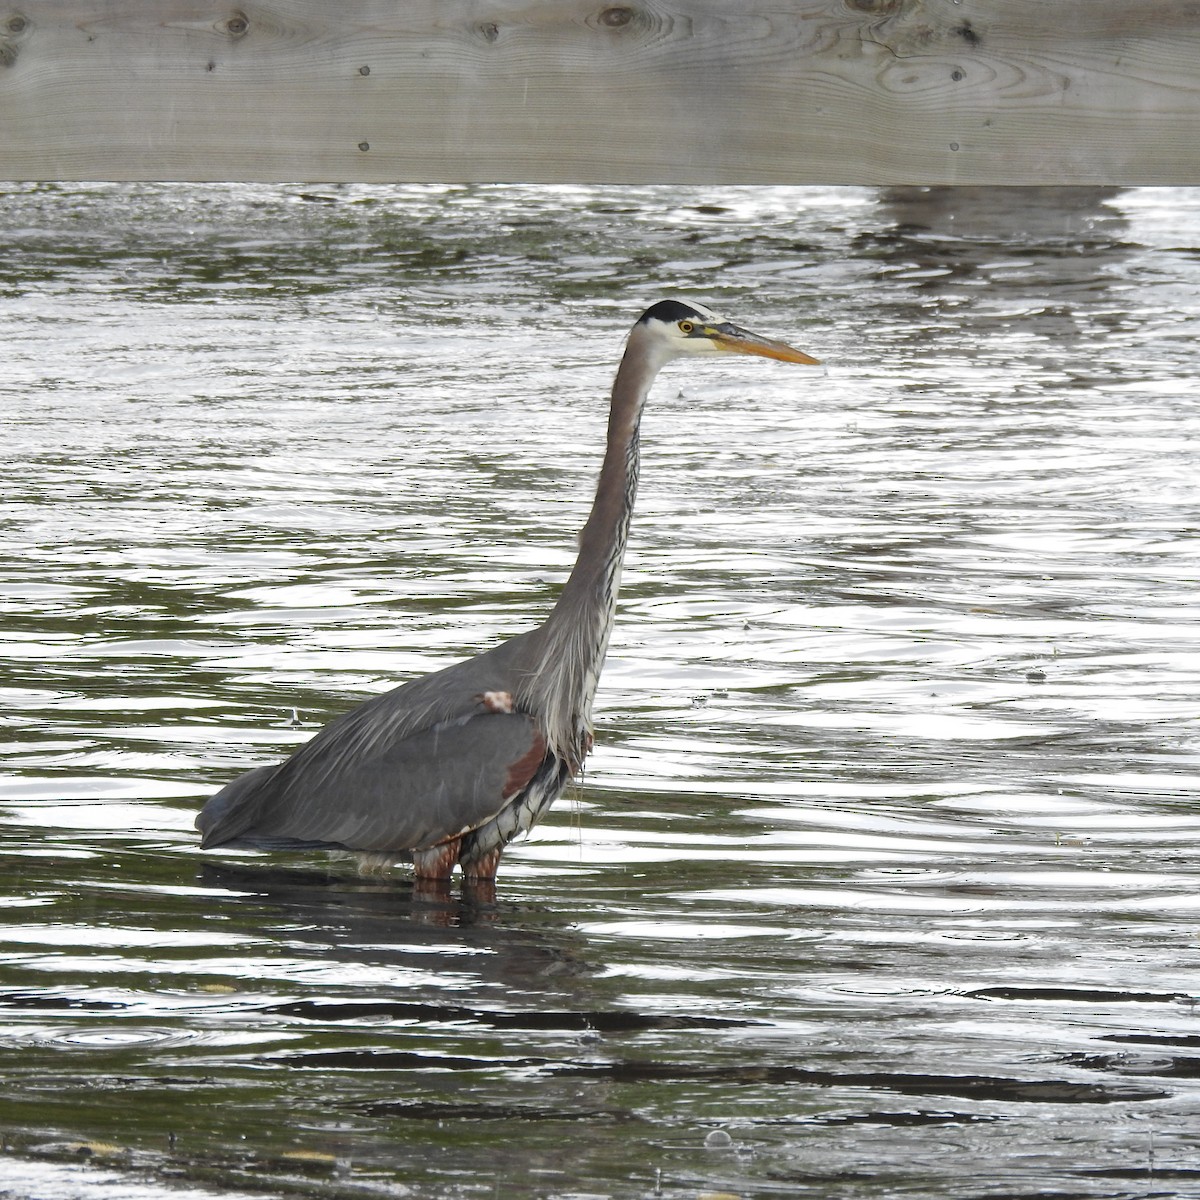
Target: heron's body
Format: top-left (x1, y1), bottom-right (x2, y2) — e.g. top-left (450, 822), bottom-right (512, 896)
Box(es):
top-left (196, 301), bottom-right (817, 882)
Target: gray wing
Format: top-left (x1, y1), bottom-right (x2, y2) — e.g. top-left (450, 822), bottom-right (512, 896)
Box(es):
top-left (197, 645), bottom-right (548, 853)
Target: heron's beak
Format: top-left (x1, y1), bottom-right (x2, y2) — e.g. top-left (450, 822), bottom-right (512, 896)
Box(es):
top-left (705, 323), bottom-right (820, 365)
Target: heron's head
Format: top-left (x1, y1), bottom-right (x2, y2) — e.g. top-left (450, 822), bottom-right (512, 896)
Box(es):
top-left (635, 300), bottom-right (819, 366)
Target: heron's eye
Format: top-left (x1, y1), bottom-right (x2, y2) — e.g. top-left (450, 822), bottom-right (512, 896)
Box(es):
top-left (678, 321), bottom-right (694, 334)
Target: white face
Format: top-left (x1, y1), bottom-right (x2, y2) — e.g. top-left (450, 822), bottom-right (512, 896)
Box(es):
top-left (638, 301), bottom-right (819, 367)
top-left (647, 303), bottom-right (730, 357)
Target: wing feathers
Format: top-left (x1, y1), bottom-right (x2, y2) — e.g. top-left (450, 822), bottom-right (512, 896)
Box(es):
top-left (197, 706), bottom-right (547, 854)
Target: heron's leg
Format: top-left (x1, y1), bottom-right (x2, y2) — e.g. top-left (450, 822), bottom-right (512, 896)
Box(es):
top-left (461, 847), bottom-right (502, 882)
top-left (412, 837), bottom-right (461, 881)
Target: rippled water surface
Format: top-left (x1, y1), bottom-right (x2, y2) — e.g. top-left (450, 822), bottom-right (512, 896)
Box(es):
top-left (2, 183), bottom-right (1200, 1198)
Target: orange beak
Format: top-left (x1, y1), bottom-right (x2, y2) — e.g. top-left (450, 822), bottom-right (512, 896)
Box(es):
top-left (706, 323), bottom-right (820, 365)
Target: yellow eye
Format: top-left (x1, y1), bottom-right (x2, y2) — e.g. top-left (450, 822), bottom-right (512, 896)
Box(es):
top-left (678, 321), bottom-right (694, 334)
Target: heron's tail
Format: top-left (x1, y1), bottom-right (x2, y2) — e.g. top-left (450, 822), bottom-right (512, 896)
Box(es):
top-left (195, 763), bottom-right (280, 849)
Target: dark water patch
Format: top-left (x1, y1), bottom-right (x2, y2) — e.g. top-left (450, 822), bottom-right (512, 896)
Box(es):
top-left (966, 987), bottom-right (1184, 1005)
top-left (272, 1047), bottom-right (546, 1072)
top-left (1057, 1052), bottom-right (1200, 1081)
top-left (0, 990), bottom-right (129, 1013)
top-left (268, 996), bottom-right (752, 1032)
top-left (803, 1108), bottom-right (1001, 1127)
top-left (552, 1060), bottom-right (1167, 1104)
top-left (359, 1098), bottom-right (629, 1122)
top-left (1099, 1033), bottom-right (1200, 1049)
top-left (1074, 1166), bottom-right (1200, 1184)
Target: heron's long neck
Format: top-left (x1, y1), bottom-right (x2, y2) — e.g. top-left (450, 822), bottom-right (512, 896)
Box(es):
top-left (521, 335), bottom-right (662, 764)
top-left (559, 348), bottom-right (650, 619)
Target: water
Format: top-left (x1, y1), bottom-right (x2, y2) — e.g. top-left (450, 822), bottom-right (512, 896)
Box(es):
top-left (2, 182), bottom-right (1200, 1198)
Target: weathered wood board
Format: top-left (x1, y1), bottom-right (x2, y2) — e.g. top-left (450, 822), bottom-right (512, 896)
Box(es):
top-left (2, 0), bottom-right (1199, 183)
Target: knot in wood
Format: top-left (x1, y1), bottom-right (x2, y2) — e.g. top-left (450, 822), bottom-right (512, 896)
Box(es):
top-left (224, 12), bottom-right (249, 38)
top-left (6, 14), bottom-right (27, 34)
top-left (599, 6), bottom-right (635, 28)
top-left (844, 0), bottom-right (902, 13)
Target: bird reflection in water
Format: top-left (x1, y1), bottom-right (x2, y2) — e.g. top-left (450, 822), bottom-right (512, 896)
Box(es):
top-left (196, 860), bottom-right (598, 986)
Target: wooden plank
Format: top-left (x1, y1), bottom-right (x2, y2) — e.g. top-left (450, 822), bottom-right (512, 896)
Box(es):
top-left (1, 0), bottom-right (1199, 184)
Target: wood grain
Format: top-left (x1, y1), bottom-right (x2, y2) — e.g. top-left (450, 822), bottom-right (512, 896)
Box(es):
top-left (2, 0), bottom-right (1199, 183)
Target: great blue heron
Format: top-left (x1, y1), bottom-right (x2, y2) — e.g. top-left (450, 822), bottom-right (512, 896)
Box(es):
top-left (196, 301), bottom-right (818, 883)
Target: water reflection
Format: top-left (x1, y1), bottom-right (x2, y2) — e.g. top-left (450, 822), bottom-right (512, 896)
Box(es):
top-left (877, 185), bottom-right (1128, 245)
top-left (2, 182), bottom-right (1200, 1197)
top-left (195, 860), bottom-right (601, 994)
